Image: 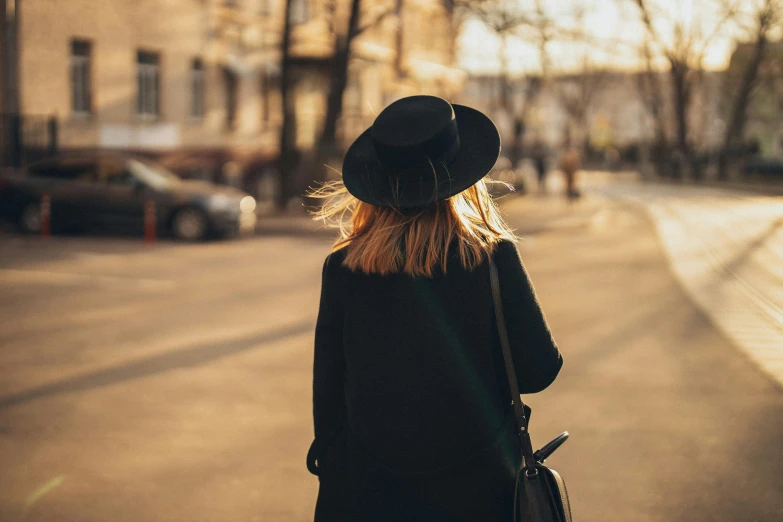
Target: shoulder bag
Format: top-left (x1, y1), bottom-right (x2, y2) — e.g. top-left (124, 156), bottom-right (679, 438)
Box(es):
top-left (489, 258), bottom-right (573, 522)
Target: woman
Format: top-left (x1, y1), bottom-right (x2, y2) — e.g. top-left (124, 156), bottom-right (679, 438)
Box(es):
top-left (306, 96), bottom-right (563, 521)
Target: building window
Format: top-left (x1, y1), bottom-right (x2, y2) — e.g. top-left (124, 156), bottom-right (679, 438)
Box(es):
top-left (290, 0), bottom-right (309, 24)
top-left (223, 67), bottom-right (238, 130)
top-left (137, 50), bottom-right (161, 119)
top-left (190, 58), bottom-right (205, 120)
top-left (70, 39), bottom-right (92, 115)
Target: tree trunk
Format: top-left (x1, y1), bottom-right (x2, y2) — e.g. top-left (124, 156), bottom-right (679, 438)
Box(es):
top-left (498, 33), bottom-right (522, 169)
top-left (276, 0), bottom-right (298, 210)
top-left (638, 57), bottom-right (669, 177)
top-left (580, 112), bottom-right (590, 159)
top-left (499, 33), bottom-right (511, 116)
top-left (394, 0), bottom-right (405, 77)
top-left (670, 61), bottom-right (693, 180)
top-left (314, 0), bottom-right (362, 183)
top-left (718, 34), bottom-right (767, 181)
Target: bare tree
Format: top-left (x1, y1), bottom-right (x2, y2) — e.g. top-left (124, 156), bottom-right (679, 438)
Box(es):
top-left (313, 0), bottom-right (395, 184)
top-left (550, 5), bottom-right (613, 155)
top-left (468, 1), bottom-right (613, 161)
top-left (554, 61), bottom-right (611, 155)
top-left (468, 1), bottom-right (539, 114)
top-left (718, 0), bottom-right (782, 180)
top-left (443, 0), bottom-right (495, 60)
top-left (631, 0), bottom-right (738, 179)
top-left (395, 0), bottom-right (406, 77)
top-left (464, 0), bottom-right (555, 170)
top-left (636, 41), bottom-right (670, 175)
top-left (276, 0), bottom-right (297, 210)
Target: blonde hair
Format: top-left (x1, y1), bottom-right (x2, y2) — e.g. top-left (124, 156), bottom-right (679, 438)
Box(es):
top-left (308, 177), bottom-right (516, 277)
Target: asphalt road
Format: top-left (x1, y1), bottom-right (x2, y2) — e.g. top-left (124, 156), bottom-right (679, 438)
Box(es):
top-left (1, 180), bottom-right (781, 521)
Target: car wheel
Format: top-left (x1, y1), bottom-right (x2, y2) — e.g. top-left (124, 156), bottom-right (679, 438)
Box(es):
top-left (172, 207), bottom-right (208, 241)
top-left (18, 201), bottom-right (42, 234)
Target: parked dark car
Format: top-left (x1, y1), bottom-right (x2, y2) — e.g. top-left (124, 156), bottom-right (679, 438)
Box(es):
top-left (0, 152), bottom-right (257, 240)
top-left (744, 156), bottom-right (783, 178)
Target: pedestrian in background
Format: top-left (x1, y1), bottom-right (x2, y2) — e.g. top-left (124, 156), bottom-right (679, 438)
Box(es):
top-left (559, 140), bottom-right (581, 200)
top-left (306, 95), bottom-right (563, 521)
top-left (604, 146), bottom-right (620, 172)
top-left (531, 137), bottom-right (548, 193)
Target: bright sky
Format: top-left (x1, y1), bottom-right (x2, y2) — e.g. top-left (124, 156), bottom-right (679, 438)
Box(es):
top-left (457, 0), bottom-right (758, 75)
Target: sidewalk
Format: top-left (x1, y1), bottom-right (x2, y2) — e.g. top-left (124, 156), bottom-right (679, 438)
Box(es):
top-left (596, 180), bottom-right (783, 389)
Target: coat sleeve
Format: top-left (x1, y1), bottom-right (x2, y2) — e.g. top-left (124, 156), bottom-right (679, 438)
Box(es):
top-left (494, 240), bottom-right (563, 393)
top-left (308, 253), bottom-right (346, 476)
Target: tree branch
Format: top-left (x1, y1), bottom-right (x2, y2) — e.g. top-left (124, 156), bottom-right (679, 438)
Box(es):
top-left (694, 0), bottom-right (743, 68)
top-left (633, 0), bottom-right (663, 49)
top-left (354, 8), bottom-right (395, 37)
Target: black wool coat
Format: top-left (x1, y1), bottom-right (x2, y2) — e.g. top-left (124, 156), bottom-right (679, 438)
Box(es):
top-left (308, 240), bottom-right (563, 522)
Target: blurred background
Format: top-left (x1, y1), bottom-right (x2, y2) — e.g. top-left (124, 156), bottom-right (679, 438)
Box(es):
top-left (1, 1), bottom-right (782, 521)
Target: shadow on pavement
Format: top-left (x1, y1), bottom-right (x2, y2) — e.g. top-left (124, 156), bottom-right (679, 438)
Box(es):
top-left (724, 216), bottom-right (783, 275)
top-left (0, 233), bottom-right (179, 270)
top-left (563, 291), bottom-right (686, 372)
top-left (0, 320), bottom-right (314, 410)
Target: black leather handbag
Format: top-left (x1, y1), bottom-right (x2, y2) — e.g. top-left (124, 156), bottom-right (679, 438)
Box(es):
top-left (489, 259), bottom-right (573, 522)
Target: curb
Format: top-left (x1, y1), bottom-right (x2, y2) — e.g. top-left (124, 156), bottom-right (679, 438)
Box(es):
top-left (641, 176), bottom-right (783, 196)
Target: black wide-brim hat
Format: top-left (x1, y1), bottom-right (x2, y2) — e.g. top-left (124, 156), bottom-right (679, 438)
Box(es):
top-left (342, 95), bottom-right (501, 209)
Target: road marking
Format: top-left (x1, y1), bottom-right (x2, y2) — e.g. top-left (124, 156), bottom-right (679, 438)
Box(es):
top-left (0, 268), bottom-right (176, 291)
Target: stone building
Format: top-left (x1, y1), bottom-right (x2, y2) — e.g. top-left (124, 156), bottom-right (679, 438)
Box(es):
top-left (0, 0), bottom-right (462, 197)
top-left (1, 0), bottom-right (282, 186)
top-left (460, 69), bottom-right (723, 168)
top-left (724, 40), bottom-right (783, 158)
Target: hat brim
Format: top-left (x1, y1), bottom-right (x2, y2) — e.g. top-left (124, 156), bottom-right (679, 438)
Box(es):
top-left (341, 105), bottom-right (501, 209)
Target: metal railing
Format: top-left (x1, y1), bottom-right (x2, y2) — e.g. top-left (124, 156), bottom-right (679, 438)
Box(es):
top-left (0, 113), bottom-right (58, 168)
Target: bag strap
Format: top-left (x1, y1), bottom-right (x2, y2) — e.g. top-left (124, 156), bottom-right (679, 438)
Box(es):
top-left (489, 257), bottom-right (538, 476)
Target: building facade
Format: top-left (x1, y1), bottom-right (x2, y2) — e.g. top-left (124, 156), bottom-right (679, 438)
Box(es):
top-left (1, 0), bottom-right (462, 197)
top-left (725, 40), bottom-right (783, 158)
top-left (460, 69), bottom-right (723, 167)
top-left (5, 0), bottom-right (284, 187)
top-left (287, 0), bottom-right (463, 146)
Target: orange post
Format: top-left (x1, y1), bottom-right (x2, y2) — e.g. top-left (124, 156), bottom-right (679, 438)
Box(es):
top-left (40, 194), bottom-right (51, 238)
top-left (144, 200), bottom-right (157, 245)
